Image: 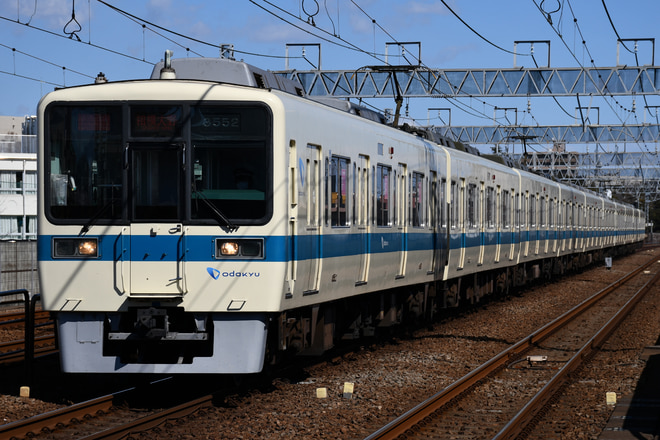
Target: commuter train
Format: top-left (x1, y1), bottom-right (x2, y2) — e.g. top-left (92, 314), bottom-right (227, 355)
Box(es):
top-left (37, 54), bottom-right (645, 374)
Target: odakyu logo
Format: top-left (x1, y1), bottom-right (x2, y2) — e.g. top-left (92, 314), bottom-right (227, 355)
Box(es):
top-left (207, 268), bottom-right (261, 279)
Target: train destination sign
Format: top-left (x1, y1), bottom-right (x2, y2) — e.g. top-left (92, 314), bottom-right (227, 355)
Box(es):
top-left (131, 105), bottom-right (182, 137)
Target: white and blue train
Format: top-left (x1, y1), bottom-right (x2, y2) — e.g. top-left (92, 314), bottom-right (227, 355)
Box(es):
top-left (37, 55), bottom-right (645, 374)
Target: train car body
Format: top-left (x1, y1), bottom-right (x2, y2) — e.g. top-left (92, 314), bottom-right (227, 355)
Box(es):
top-left (37, 57), bottom-right (646, 373)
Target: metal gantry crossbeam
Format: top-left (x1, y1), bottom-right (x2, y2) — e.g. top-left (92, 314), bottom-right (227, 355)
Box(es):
top-left (425, 125), bottom-right (660, 201)
top-left (503, 150), bottom-right (660, 202)
top-left (275, 65), bottom-right (660, 98)
top-left (431, 124), bottom-right (660, 144)
top-left (425, 126), bottom-right (660, 200)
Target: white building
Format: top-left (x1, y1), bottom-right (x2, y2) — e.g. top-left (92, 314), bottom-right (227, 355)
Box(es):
top-left (0, 116), bottom-right (37, 240)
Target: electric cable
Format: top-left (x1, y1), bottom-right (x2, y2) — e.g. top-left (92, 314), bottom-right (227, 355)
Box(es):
top-left (438, 0), bottom-right (529, 56)
top-left (600, 0), bottom-right (654, 119)
top-left (0, 13), bottom-right (151, 65)
top-left (97, 0), bottom-right (298, 60)
top-left (251, 0), bottom-right (387, 63)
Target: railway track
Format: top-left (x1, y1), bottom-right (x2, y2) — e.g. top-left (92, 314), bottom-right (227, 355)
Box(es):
top-left (0, 334), bottom-right (57, 363)
top-left (0, 309), bottom-right (56, 365)
top-left (365, 254), bottom-right (660, 440)
top-left (0, 377), bottom-right (215, 440)
top-left (0, 310), bottom-right (51, 326)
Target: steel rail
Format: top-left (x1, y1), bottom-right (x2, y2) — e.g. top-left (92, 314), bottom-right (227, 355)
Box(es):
top-left (364, 254), bottom-right (659, 440)
top-left (0, 310), bottom-right (50, 325)
top-left (80, 394), bottom-right (215, 439)
top-left (0, 334), bottom-right (55, 351)
top-left (0, 334), bottom-right (57, 364)
top-left (0, 394), bottom-right (115, 439)
top-left (494, 267), bottom-right (660, 439)
top-left (0, 377), bottom-right (211, 440)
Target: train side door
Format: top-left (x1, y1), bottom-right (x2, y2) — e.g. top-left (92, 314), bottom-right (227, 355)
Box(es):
top-left (396, 163), bottom-right (407, 278)
top-left (477, 183), bottom-right (485, 266)
top-left (513, 192), bottom-right (521, 261)
top-left (457, 179), bottom-right (466, 270)
top-left (510, 190), bottom-right (516, 260)
top-left (128, 143), bottom-right (186, 296)
top-left (512, 172), bottom-right (523, 263)
top-left (302, 144), bottom-right (322, 294)
top-left (494, 186), bottom-right (502, 263)
top-left (356, 155), bottom-right (370, 285)
top-left (530, 193), bottom-right (538, 255)
top-left (439, 178), bottom-right (450, 274)
top-left (429, 172), bottom-right (447, 276)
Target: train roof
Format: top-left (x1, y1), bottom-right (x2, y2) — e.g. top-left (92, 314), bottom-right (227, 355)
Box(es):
top-left (150, 56), bottom-right (388, 124)
top-left (150, 56), bottom-right (305, 97)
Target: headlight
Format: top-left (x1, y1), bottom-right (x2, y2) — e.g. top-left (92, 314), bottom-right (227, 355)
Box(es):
top-left (215, 239), bottom-right (263, 259)
top-left (53, 238), bottom-right (99, 258)
top-left (220, 241), bottom-right (239, 256)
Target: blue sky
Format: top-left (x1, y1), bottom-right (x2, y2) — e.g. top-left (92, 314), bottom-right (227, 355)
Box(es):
top-left (0, 0), bottom-right (658, 141)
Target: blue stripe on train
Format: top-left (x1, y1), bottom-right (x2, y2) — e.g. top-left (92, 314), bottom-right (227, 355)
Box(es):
top-left (38, 229), bottom-right (645, 262)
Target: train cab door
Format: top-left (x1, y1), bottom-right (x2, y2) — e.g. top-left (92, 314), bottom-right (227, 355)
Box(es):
top-left (128, 143), bottom-right (187, 296)
top-left (356, 155), bottom-right (370, 285)
top-left (302, 144), bottom-right (322, 294)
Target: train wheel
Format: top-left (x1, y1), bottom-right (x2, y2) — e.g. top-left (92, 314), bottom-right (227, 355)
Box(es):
top-left (444, 282), bottom-right (460, 308)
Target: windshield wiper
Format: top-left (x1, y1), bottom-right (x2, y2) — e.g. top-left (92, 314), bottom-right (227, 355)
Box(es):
top-left (79, 198), bottom-right (118, 236)
top-left (191, 185), bottom-right (239, 233)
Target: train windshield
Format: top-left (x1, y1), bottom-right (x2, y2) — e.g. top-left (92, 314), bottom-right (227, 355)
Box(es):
top-left (47, 106), bottom-right (124, 220)
top-left (190, 105), bottom-right (270, 222)
top-left (45, 103), bottom-right (272, 225)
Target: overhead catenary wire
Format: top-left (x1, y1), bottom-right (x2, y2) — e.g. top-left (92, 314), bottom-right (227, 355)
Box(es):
top-left (531, 0), bottom-right (635, 118)
top-left (438, 0), bottom-right (530, 57)
top-left (532, 0), bottom-right (654, 159)
top-left (250, 0), bottom-right (388, 63)
top-left (600, 0), bottom-right (654, 119)
top-left (97, 0), bottom-right (295, 60)
top-left (0, 43), bottom-right (95, 80)
top-left (344, 1), bottom-right (512, 125)
top-left (0, 13), bottom-right (152, 65)
top-left (0, 41), bottom-right (96, 87)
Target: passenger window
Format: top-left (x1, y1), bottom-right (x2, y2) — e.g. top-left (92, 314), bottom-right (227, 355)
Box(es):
top-left (376, 164), bottom-right (391, 226)
top-left (412, 172), bottom-right (424, 227)
top-left (486, 187), bottom-right (495, 228)
top-left (467, 183), bottom-right (477, 229)
top-left (330, 156), bottom-right (350, 227)
top-left (502, 189), bottom-right (510, 229)
top-left (549, 198), bottom-right (555, 228)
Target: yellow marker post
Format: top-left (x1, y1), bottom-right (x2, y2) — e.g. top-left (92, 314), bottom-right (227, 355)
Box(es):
top-left (343, 382), bottom-right (354, 399)
top-left (606, 392), bottom-right (617, 405)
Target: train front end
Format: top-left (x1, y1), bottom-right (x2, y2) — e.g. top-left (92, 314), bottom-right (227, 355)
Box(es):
top-left (37, 79), bottom-right (288, 373)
